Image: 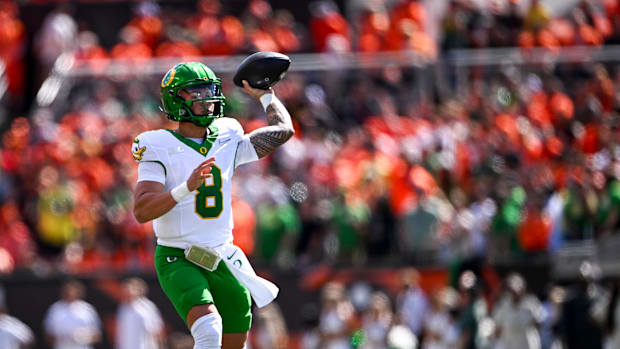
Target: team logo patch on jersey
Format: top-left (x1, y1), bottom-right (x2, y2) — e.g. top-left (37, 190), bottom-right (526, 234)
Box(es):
top-left (132, 139), bottom-right (147, 161)
top-left (161, 68), bottom-right (177, 87)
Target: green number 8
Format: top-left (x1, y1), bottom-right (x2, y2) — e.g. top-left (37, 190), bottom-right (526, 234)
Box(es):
top-left (195, 165), bottom-right (223, 219)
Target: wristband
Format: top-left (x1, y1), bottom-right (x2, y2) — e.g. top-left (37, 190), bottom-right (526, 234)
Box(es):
top-left (259, 93), bottom-right (276, 111)
top-left (170, 181), bottom-right (191, 202)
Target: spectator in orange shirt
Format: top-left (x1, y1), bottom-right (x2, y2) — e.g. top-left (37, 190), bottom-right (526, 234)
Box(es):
top-left (549, 90), bottom-right (574, 125)
top-left (309, 1), bottom-right (351, 52)
top-left (518, 195), bottom-right (551, 251)
top-left (0, 1), bottom-right (24, 106)
top-left (126, 0), bottom-right (162, 49)
top-left (187, 0), bottom-right (245, 56)
top-left (74, 31), bottom-right (109, 74)
top-left (154, 40), bottom-right (201, 59)
top-left (356, 10), bottom-right (390, 52)
top-left (111, 26), bottom-right (153, 61)
top-left (391, 0), bottom-right (426, 32)
top-left (271, 10), bottom-right (303, 53)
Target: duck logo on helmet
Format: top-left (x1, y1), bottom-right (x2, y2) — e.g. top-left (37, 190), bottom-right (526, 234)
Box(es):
top-left (161, 68), bottom-right (177, 88)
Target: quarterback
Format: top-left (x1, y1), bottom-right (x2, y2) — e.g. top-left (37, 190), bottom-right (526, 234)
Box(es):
top-left (132, 62), bottom-right (294, 349)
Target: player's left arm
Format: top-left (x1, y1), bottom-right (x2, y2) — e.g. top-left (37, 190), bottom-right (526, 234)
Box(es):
top-left (242, 80), bottom-right (295, 158)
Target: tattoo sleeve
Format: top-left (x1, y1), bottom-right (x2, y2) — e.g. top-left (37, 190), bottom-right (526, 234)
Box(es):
top-left (249, 99), bottom-right (295, 158)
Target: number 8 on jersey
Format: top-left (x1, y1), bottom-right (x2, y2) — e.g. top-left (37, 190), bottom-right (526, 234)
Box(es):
top-left (195, 165), bottom-right (223, 219)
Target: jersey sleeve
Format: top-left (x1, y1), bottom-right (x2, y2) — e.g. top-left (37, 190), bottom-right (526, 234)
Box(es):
top-left (132, 132), bottom-right (167, 180)
top-left (224, 118), bottom-right (259, 168)
top-left (138, 161), bottom-right (166, 184)
top-left (235, 134), bottom-right (259, 168)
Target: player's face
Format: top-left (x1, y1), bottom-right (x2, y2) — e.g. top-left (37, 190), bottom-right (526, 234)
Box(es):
top-left (189, 100), bottom-right (215, 116)
top-left (179, 84), bottom-right (218, 116)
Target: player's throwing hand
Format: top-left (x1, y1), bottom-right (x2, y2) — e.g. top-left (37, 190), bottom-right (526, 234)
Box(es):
top-left (187, 157), bottom-right (216, 191)
top-left (242, 80), bottom-right (271, 99)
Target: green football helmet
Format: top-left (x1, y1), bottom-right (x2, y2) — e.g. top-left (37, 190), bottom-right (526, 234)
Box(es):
top-left (160, 62), bottom-right (226, 127)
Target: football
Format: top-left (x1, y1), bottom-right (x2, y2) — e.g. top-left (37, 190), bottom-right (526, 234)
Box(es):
top-left (233, 51), bottom-right (291, 90)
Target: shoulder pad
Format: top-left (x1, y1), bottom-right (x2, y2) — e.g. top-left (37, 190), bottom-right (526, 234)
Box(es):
top-left (131, 130), bottom-right (166, 163)
top-left (215, 117), bottom-right (244, 137)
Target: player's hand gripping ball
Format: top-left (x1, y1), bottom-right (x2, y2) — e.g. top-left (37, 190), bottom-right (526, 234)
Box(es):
top-left (233, 51), bottom-right (291, 90)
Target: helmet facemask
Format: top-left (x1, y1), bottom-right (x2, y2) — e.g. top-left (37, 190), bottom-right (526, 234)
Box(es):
top-left (176, 81), bottom-right (225, 127)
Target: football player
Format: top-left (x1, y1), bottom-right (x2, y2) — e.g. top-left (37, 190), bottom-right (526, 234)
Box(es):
top-left (132, 62), bottom-right (294, 349)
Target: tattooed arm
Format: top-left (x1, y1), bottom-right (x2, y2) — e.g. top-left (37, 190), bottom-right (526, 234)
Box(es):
top-left (242, 80), bottom-right (295, 158)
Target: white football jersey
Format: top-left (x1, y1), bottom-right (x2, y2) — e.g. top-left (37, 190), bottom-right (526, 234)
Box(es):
top-left (132, 117), bottom-right (258, 249)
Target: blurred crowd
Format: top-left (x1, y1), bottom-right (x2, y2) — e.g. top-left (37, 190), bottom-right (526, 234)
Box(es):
top-left (0, 0), bottom-right (619, 274)
top-left (0, 278), bottom-right (165, 348)
top-left (3, 267), bottom-right (620, 349)
top-left (0, 0), bottom-right (618, 348)
top-left (440, 0), bottom-right (620, 50)
top-left (6, 0), bottom-right (620, 111)
top-left (0, 0), bottom-right (617, 348)
top-left (286, 267), bottom-right (620, 349)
